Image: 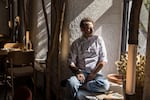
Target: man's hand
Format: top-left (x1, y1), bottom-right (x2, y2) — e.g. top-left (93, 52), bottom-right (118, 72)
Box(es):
top-left (76, 73), bottom-right (85, 83)
top-left (85, 61), bottom-right (106, 82)
top-left (86, 73), bottom-right (96, 82)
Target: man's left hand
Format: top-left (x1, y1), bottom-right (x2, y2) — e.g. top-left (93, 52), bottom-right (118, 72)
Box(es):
top-left (86, 73), bottom-right (96, 82)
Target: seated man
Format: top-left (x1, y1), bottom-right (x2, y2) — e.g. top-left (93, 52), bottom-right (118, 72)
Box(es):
top-left (65, 17), bottom-right (110, 100)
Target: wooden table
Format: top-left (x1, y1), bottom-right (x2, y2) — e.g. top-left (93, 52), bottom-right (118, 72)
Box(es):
top-left (0, 48), bottom-right (34, 73)
top-left (0, 49), bottom-right (8, 55)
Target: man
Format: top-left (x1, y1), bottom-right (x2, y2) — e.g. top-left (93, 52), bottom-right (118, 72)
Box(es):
top-left (67, 17), bottom-right (110, 99)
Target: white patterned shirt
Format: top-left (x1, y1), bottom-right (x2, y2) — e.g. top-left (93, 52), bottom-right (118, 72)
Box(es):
top-left (68, 35), bottom-right (107, 74)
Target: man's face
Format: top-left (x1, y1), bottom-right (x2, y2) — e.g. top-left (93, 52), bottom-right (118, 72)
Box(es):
top-left (81, 22), bottom-right (94, 38)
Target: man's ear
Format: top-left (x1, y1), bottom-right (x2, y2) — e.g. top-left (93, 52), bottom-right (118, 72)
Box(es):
top-left (80, 27), bottom-right (84, 32)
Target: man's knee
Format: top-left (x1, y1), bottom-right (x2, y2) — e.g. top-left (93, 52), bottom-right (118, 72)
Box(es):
top-left (68, 76), bottom-right (81, 87)
top-left (86, 80), bottom-right (110, 92)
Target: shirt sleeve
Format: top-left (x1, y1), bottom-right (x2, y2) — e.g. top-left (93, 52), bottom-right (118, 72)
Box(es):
top-left (68, 41), bottom-right (78, 66)
top-left (98, 36), bottom-right (108, 63)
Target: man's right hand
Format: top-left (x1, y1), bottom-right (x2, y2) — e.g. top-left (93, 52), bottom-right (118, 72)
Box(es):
top-left (76, 73), bottom-right (85, 83)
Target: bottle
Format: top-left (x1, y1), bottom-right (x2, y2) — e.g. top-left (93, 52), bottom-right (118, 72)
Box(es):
top-left (25, 31), bottom-right (32, 50)
top-left (26, 40), bottom-right (32, 50)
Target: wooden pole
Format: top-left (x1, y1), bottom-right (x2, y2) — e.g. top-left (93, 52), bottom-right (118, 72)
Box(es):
top-left (41, 0), bottom-right (50, 99)
top-left (126, 0), bottom-right (142, 96)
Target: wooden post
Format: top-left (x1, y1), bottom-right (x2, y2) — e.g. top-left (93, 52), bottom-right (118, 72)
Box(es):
top-left (126, 0), bottom-right (142, 96)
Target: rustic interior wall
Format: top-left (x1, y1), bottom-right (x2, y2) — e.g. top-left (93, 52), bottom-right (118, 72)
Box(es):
top-left (30, 0), bottom-right (50, 60)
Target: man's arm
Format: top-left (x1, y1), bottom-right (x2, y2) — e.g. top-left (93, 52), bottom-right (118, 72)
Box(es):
top-left (92, 61), bottom-right (106, 75)
top-left (69, 63), bottom-right (85, 83)
top-left (86, 61), bottom-right (106, 82)
top-left (69, 63), bottom-right (82, 74)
